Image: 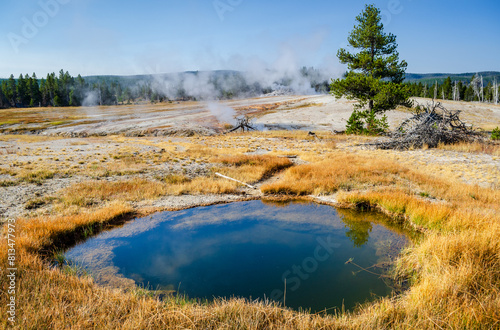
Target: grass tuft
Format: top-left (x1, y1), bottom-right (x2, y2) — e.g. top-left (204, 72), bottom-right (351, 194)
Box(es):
top-left (18, 169), bottom-right (55, 184)
top-left (436, 141), bottom-right (500, 156)
top-left (217, 154), bottom-right (293, 183)
top-left (261, 154), bottom-right (404, 195)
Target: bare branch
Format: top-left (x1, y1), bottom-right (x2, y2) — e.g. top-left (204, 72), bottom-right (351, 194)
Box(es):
top-left (368, 100), bottom-right (484, 150)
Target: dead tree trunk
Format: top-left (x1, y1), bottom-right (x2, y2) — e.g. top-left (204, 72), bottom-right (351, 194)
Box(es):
top-left (228, 116), bottom-right (257, 132)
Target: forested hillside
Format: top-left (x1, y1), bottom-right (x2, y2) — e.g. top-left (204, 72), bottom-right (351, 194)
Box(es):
top-left (0, 68), bottom-right (330, 109)
top-left (405, 73), bottom-right (500, 103)
top-left (1, 69), bottom-right (498, 109)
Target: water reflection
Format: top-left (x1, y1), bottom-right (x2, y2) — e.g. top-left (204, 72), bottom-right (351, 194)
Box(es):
top-left (342, 213), bottom-right (372, 247)
top-left (65, 200), bottom-right (408, 313)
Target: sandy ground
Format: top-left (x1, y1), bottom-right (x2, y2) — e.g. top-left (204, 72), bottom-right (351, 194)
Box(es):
top-left (254, 95), bottom-right (413, 131)
top-left (2, 95), bottom-right (498, 137)
top-left (412, 97), bottom-right (500, 131)
top-left (0, 95), bottom-right (412, 136)
top-left (1, 96), bottom-right (499, 221)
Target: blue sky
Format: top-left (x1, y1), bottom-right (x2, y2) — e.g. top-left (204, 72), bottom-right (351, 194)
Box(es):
top-left (1, 0), bottom-right (499, 78)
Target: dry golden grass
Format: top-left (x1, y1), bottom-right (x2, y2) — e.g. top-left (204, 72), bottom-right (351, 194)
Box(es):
top-left (261, 153), bottom-right (406, 195)
top-left (167, 176), bottom-right (239, 195)
top-left (341, 194), bottom-right (500, 328)
top-left (0, 201), bottom-right (344, 329)
top-left (0, 167), bottom-right (59, 186)
top-left (10, 202), bottom-right (134, 254)
top-left (258, 148), bottom-right (500, 327)
top-left (436, 141), bottom-right (500, 156)
top-left (0, 134), bottom-right (62, 143)
top-left (3, 183), bottom-right (499, 328)
top-left (332, 165), bottom-right (499, 328)
top-left (1, 256), bottom-right (347, 329)
top-left (286, 102), bottom-right (325, 110)
top-left (2, 131), bottom-right (500, 328)
top-left (337, 188), bottom-right (498, 232)
top-left (17, 169), bottom-right (56, 184)
top-left (59, 179), bottom-right (169, 206)
top-left (242, 130), bottom-right (375, 145)
top-left (217, 154), bottom-right (293, 183)
top-left (0, 107), bottom-right (88, 129)
top-left (85, 158), bottom-right (149, 177)
top-left (393, 229), bottom-right (500, 327)
top-left (59, 177), bottom-right (239, 207)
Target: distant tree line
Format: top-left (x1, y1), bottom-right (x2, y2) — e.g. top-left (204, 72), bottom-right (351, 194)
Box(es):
top-left (0, 70), bottom-right (123, 108)
top-left (0, 68), bottom-right (331, 109)
top-left (0, 69), bottom-right (205, 109)
top-left (405, 74), bottom-right (500, 104)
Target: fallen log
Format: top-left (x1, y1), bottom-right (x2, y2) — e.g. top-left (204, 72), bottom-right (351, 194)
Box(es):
top-left (215, 172), bottom-right (257, 189)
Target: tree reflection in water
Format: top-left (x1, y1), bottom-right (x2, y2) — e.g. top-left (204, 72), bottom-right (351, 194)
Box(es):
top-left (337, 209), bottom-right (376, 247)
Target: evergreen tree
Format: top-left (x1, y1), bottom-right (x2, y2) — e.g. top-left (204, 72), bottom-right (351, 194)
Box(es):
top-left (16, 74), bottom-right (29, 106)
top-left (74, 74), bottom-right (86, 106)
top-left (123, 87), bottom-right (132, 104)
top-left (26, 74), bottom-right (34, 106)
top-left (330, 4), bottom-right (410, 135)
top-left (57, 70), bottom-right (74, 106)
top-left (417, 82), bottom-right (424, 97)
top-left (68, 88), bottom-right (80, 106)
top-left (53, 95), bottom-right (62, 107)
top-left (30, 73), bottom-right (41, 107)
top-left (40, 78), bottom-right (49, 106)
top-left (0, 83), bottom-right (6, 108)
top-left (442, 77), bottom-right (452, 100)
top-left (45, 73), bottom-right (57, 106)
top-left (464, 83), bottom-right (474, 101)
top-left (485, 82), bottom-right (493, 102)
top-left (458, 81), bottom-right (466, 101)
top-left (5, 75), bottom-right (17, 106)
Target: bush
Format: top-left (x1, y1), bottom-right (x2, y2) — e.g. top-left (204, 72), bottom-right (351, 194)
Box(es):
top-left (491, 127), bottom-right (500, 140)
top-left (346, 109), bottom-right (389, 135)
top-left (345, 110), bottom-right (365, 135)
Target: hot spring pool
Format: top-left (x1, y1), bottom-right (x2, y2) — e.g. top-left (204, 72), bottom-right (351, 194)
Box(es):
top-left (65, 200), bottom-right (409, 313)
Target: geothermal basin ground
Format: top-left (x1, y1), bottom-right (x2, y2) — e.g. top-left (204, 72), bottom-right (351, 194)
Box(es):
top-left (1, 95), bottom-right (500, 328)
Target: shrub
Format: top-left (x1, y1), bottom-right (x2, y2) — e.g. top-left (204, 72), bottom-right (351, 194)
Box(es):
top-left (491, 127), bottom-right (500, 140)
top-left (346, 109), bottom-right (389, 135)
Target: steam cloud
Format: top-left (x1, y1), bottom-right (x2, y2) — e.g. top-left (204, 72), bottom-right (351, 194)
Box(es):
top-left (136, 30), bottom-right (344, 102)
top-left (82, 90), bottom-right (99, 107)
top-left (139, 65), bottom-right (337, 103)
top-left (206, 102), bottom-right (237, 125)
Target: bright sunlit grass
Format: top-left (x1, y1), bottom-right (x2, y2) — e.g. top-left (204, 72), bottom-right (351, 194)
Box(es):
top-left (1, 131), bottom-right (500, 329)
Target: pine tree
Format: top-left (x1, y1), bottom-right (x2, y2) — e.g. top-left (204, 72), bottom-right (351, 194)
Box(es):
top-left (442, 77), bottom-right (452, 100)
top-left (40, 79), bottom-right (48, 106)
top-left (46, 73), bottom-right (57, 106)
top-left (330, 4), bottom-right (410, 134)
top-left (30, 73), bottom-right (41, 107)
top-left (16, 74), bottom-right (29, 106)
top-left (417, 82), bottom-right (424, 97)
top-left (0, 83), bottom-right (6, 108)
top-left (464, 83), bottom-right (474, 101)
top-left (74, 74), bottom-right (86, 106)
top-left (57, 70), bottom-right (74, 106)
top-left (485, 82), bottom-right (493, 103)
top-left (6, 75), bottom-right (17, 106)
